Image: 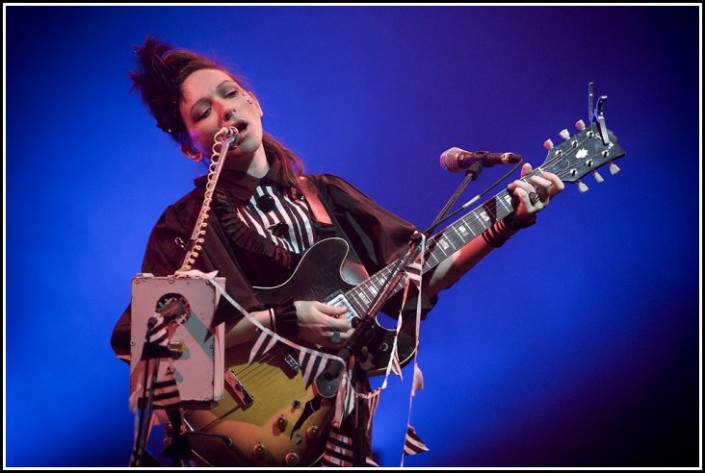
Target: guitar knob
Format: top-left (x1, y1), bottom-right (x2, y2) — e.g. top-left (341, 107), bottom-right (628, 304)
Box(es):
top-left (575, 119), bottom-right (586, 131)
top-left (285, 452), bottom-right (301, 466)
top-left (592, 170), bottom-right (604, 183)
top-left (543, 139), bottom-right (554, 150)
top-left (609, 161), bottom-right (621, 175)
top-left (307, 425), bottom-right (322, 440)
top-left (277, 415), bottom-right (288, 431)
top-left (252, 442), bottom-right (266, 460)
top-left (577, 179), bottom-right (589, 193)
top-left (559, 129), bottom-right (571, 140)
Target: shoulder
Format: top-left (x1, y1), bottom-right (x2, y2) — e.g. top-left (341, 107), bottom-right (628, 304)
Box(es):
top-left (151, 185), bottom-right (205, 235)
top-left (304, 173), bottom-right (377, 203)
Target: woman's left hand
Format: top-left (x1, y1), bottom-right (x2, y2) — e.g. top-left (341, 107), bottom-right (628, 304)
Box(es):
top-left (507, 163), bottom-right (565, 224)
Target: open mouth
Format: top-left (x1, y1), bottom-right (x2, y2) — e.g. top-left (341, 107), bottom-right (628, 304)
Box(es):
top-left (232, 119), bottom-right (247, 136)
top-left (226, 120), bottom-right (248, 149)
top-left (228, 121), bottom-right (247, 149)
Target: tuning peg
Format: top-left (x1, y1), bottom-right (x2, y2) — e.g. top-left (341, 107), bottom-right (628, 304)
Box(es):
top-left (575, 119), bottom-right (586, 131)
top-left (609, 161), bottom-right (621, 175)
top-left (577, 179), bottom-right (589, 193)
top-left (559, 129), bottom-right (571, 141)
top-left (543, 139), bottom-right (554, 150)
top-left (592, 170), bottom-right (604, 183)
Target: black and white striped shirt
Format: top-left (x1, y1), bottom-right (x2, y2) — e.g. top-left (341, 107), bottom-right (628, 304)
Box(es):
top-left (237, 182), bottom-right (315, 254)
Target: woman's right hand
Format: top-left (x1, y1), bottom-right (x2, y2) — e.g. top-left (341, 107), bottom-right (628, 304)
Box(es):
top-left (294, 301), bottom-right (353, 348)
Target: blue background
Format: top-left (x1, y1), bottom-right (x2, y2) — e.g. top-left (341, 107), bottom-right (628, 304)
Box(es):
top-left (5, 5), bottom-right (701, 468)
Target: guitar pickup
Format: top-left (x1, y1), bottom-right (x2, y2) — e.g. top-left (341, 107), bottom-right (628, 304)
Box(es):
top-left (325, 291), bottom-right (360, 320)
top-left (224, 369), bottom-right (253, 408)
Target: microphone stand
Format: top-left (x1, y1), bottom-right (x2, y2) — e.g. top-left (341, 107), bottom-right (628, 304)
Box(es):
top-left (129, 323), bottom-right (171, 467)
top-left (315, 162), bottom-right (486, 466)
top-left (425, 162), bottom-right (484, 236)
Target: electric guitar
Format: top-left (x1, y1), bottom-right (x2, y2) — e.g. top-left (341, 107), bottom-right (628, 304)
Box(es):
top-left (181, 115), bottom-right (626, 467)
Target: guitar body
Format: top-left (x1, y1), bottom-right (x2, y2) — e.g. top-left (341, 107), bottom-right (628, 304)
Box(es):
top-left (182, 238), bottom-right (416, 466)
top-left (182, 342), bottom-right (335, 466)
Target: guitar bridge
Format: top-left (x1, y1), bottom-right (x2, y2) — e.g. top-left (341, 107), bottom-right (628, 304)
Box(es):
top-left (224, 369), bottom-right (254, 408)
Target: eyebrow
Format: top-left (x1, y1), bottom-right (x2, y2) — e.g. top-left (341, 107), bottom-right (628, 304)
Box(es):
top-left (188, 80), bottom-right (239, 116)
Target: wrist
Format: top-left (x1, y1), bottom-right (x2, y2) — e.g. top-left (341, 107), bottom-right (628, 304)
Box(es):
top-left (482, 212), bottom-right (536, 248)
top-left (272, 298), bottom-right (298, 339)
top-left (504, 210), bottom-right (537, 231)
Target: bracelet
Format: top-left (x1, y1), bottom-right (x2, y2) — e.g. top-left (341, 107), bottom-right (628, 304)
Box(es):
top-left (504, 211), bottom-right (537, 231)
top-left (482, 212), bottom-right (536, 248)
top-left (272, 298), bottom-right (298, 339)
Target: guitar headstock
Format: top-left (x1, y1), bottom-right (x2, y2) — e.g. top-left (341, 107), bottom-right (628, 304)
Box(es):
top-left (539, 84), bottom-right (626, 192)
top-left (539, 119), bottom-right (626, 192)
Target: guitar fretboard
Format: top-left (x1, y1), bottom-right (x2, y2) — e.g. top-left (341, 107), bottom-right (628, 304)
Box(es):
top-left (340, 182), bottom-right (527, 319)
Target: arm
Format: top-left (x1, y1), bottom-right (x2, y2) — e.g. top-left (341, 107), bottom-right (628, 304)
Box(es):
top-left (222, 302), bottom-right (352, 349)
top-left (424, 163), bottom-right (564, 298)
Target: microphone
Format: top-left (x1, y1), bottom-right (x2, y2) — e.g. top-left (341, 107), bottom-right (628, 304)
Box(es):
top-left (220, 126), bottom-right (240, 149)
top-left (440, 147), bottom-right (522, 172)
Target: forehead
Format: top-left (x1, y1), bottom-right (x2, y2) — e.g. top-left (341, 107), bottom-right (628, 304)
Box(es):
top-left (181, 68), bottom-right (239, 104)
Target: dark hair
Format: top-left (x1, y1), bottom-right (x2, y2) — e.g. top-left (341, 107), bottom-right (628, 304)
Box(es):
top-left (129, 36), bottom-right (304, 187)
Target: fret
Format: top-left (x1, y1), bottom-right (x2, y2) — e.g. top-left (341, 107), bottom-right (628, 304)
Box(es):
top-left (440, 237), bottom-right (453, 254)
top-left (474, 208), bottom-right (492, 230)
top-left (425, 251), bottom-right (440, 269)
top-left (497, 191), bottom-right (514, 216)
top-left (346, 293), bottom-right (366, 318)
top-left (443, 228), bottom-right (462, 253)
top-left (456, 222), bottom-right (475, 239)
top-left (482, 201), bottom-right (499, 223)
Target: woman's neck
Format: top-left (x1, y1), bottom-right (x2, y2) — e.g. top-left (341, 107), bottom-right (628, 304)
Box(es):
top-left (246, 148), bottom-right (270, 178)
top-left (223, 146), bottom-right (269, 177)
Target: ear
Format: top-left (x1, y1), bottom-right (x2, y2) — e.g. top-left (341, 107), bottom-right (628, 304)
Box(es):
top-left (180, 143), bottom-right (204, 162)
top-left (248, 91), bottom-right (264, 117)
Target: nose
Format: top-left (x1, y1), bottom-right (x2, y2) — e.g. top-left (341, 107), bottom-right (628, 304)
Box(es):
top-left (223, 105), bottom-right (237, 123)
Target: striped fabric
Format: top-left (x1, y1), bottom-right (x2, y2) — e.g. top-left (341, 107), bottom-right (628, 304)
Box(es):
top-left (150, 364), bottom-right (180, 408)
top-left (130, 311), bottom-right (181, 411)
top-left (248, 329), bottom-right (278, 364)
top-left (403, 261), bottom-right (423, 286)
top-left (321, 424), bottom-right (379, 467)
top-left (403, 426), bottom-right (429, 456)
top-left (237, 183), bottom-right (315, 254)
top-left (298, 350), bottom-right (329, 388)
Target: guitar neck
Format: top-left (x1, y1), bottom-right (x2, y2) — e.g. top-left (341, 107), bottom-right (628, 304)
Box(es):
top-left (343, 181), bottom-right (522, 317)
top-left (422, 186), bottom-right (517, 271)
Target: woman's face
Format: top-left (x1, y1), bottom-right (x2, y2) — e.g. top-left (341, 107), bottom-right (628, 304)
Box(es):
top-left (179, 68), bottom-right (264, 162)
